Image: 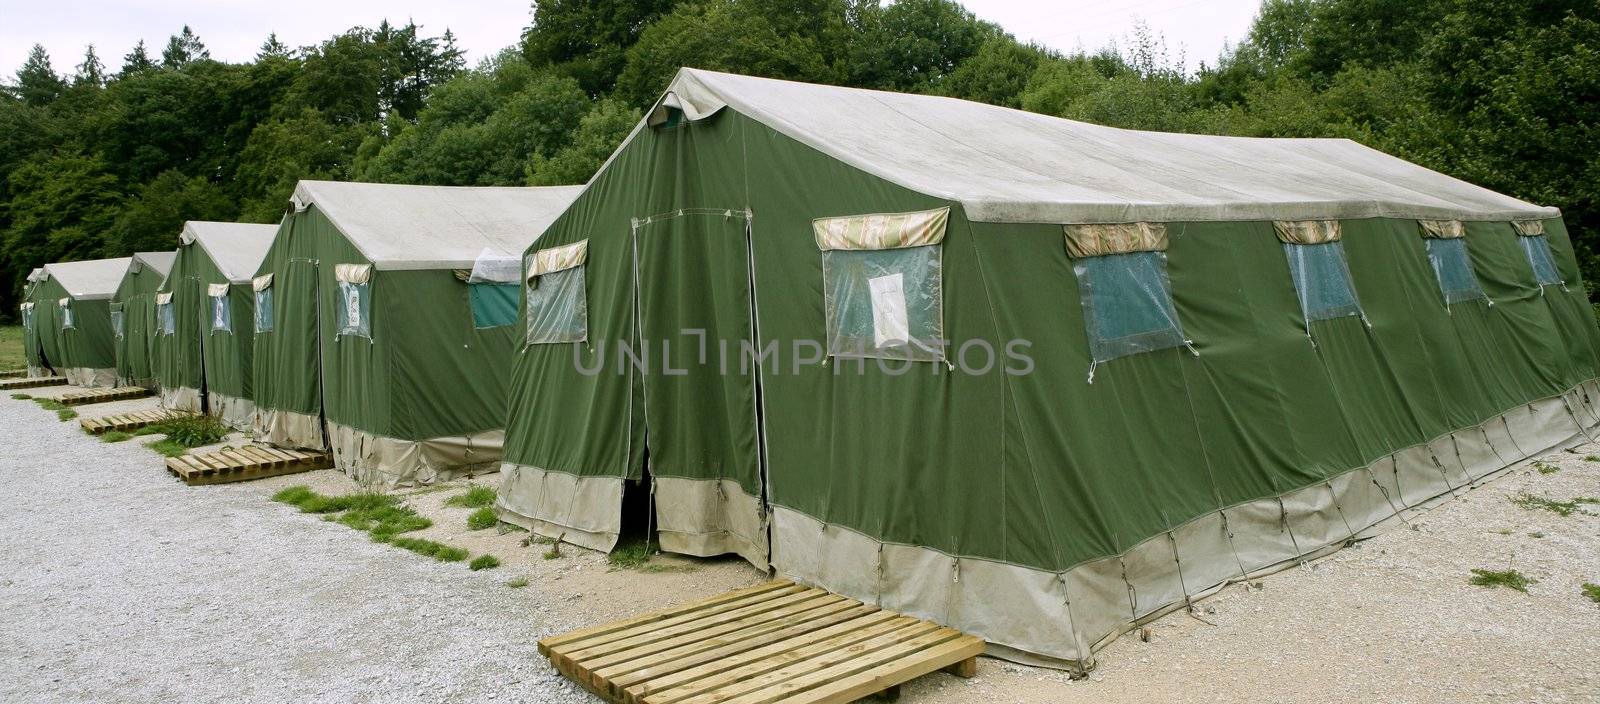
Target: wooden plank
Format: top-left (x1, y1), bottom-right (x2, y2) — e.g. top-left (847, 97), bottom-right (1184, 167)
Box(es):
top-left (688, 626), bottom-right (961, 704)
top-left (757, 635), bottom-right (985, 704)
top-left (560, 587), bottom-right (820, 665)
top-left (613, 607), bottom-right (895, 703)
top-left (638, 618), bottom-right (931, 704)
top-left (539, 581), bottom-right (795, 656)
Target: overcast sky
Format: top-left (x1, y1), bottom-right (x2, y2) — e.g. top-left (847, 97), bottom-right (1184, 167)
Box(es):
top-left (1, 0), bottom-right (1262, 81)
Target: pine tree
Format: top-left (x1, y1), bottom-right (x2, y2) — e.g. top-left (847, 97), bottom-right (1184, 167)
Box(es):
top-left (258, 32), bottom-right (293, 60)
top-left (120, 40), bottom-right (155, 76)
top-left (15, 44), bottom-right (66, 106)
top-left (74, 44), bottom-right (106, 87)
top-left (161, 25), bottom-right (210, 68)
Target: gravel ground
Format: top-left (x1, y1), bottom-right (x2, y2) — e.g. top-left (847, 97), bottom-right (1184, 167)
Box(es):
top-left (2, 390), bottom-right (1597, 703)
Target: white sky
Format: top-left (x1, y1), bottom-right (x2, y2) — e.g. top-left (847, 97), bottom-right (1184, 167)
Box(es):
top-left (1, 0), bottom-right (1262, 82)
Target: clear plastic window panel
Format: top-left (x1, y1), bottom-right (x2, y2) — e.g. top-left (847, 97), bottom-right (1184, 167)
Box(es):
top-left (1284, 241), bottom-right (1362, 322)
top-left (1074, 251), bottom-right (1186, 363)
top-left (335, 281), bottom-right (371, 339)
top-left (822, 245), bottom-right (945, 362)
top-left (525, 268), bottom-right (587, 344)
top-left (1519, 235), bottom-right (1563, 287)
top-left (254, 289), bottom-right (274, 333)
top-left (111, 310), bottom-right (125, 339)
top-left (60, 304), bottom-right (74, 330)
top-left (1425, 238), bottom-right (1485, 305)
top-left (21, 307), bottom-right (33, 333)
top-left (470, 282), bottom-right (519, 329)
top-left (210, 295), bottom-right (231, 333)
top-left (158, 302), bottom-right (175, 335)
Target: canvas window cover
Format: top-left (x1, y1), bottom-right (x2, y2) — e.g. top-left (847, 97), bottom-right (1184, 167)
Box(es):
top-left (21, 303), bottom-right (34, 334)
top-left (157, 299), bottom-right (175, 335)
top-left (525, 240), bottom-right (589, 345)
top-left (335, 281), bottom-right (372, 339)
top-left (59, 299), bottom-right (74, 330)
top-left (814, 208), bottom-right (949, 362)
top-left (111, 309), bottom-right (125, 339)
top-left (253, 274), bottom-right (274, 333)
top-left (210, 291), bottom-right (231, 333)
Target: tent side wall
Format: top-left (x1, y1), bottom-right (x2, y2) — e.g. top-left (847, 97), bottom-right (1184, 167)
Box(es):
top-left (37, 276), bottom-right (117, 387)
top-left (193, 249), bottom-right (257, 429)
top-left (252, 211), bottom-right (328, 449)
top-left (21, 281), bottom-right (49, 376)
top-left (154, 248), bottom-right (208, 410)
top-left (498, 106), bottom-right (1600, 669)
top-left (113, 266), bottom-right (166, 388)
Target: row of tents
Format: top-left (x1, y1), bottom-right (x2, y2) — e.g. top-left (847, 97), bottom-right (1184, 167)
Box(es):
top-left (16, 69), bottom-right (1600, 671)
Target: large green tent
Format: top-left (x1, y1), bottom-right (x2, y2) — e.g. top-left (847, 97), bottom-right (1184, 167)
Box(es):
top-left (20, 268), bottom-right (47, 376)
top-left (23, 257), bottom-right (133, 387)
top-left (111, 251), bottom-right (176, 389)
top-left (250, 181), bottom-right (582, 486)
top-left (153, 222), bottom-right (276, 422)
top-left (495, 69), bottom-right (1600, 670)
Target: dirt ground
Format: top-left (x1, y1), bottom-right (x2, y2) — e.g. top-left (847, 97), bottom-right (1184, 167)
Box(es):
top-left (4, 388), bottom-right (1598, 703)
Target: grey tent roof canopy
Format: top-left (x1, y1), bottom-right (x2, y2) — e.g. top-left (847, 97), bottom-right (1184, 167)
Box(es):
top-left (43, 257), bottom-right (134, 301)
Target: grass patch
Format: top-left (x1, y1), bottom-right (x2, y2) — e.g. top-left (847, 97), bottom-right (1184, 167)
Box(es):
top-left (0, 326), bottom-right (22, 371)
top-left (136, 415), bottom-right (228, 446)
top-left (506, 576), bottom-right (529, 588)
top-left (467, 507), bottom-right (497, 531)
top-left (1468, 568), bottom-right (1536, 593)
top-left (33, 397), bottom-right (75, 419)
top-left (10, 393), bottom-right (31, 400)
top-left (1583, 583), bottom-right (1600, 605)
top-left (1511, 492), bottom-right (1600, 517)
top-left (1585, 455), bottom-right (1600, 463)
top-left (55, 408), bottom-right (77, 421)
top-left (607, 538), bottom-right (657, 570)
top-left (469, 554), bottom-right (500, 571)
top-left (100, 430), bottom-right (133, 443)
top-left (1532, 460), bottom-right (1559, 474)
top-left (445, 485), bottom-right (496, 508)
top-left (144, 438), bottom-right (188, 457)
top-left (271, 485), bottom-right (479, 564)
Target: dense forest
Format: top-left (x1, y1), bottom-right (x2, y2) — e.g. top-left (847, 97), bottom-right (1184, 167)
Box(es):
top-left (2, 0), bottom-right (1597, 319)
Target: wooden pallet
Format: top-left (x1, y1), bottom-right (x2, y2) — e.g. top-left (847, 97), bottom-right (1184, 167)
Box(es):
top-left (539, 580), bottom-right (984, 704)
top-left (80, 408), bottom-right (195, 435)
top-left (57, 386), bottom-right (152, 406)
top-left (165, 445), bottom-right (332, 486)
top-left (0, 369), bottom-right (26, 379)
top-left (0, 376), bottom-right (66, 391)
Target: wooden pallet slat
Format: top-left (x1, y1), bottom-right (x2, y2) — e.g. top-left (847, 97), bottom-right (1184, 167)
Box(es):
top-left (81, 408), bottom-right (194, 434)
top-left (542, 582), bottom-right (983, 704)
top-left (164, 445), bottom-right (332, 486)
top-left (0, 376), bottom-right (66, 390)
top-left (57, 386), bottom-right (153, 406)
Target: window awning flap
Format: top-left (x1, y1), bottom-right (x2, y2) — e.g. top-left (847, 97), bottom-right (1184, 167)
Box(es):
top-left (58, 297), bottom-right (71, 307)
top-left (252, 273), bottom-right (273, 291)
top-left (207, 283), bottom-right (230, 297)
top-left (19, 302), bottom-right (33, 311)
top-left (469, 247), bottom-right (522, 284)
top-left (335, 263), bottom-right (373, 284)
top-left (155, 292), bottom-right (173, 304)
top-left (1274, 220), bottom-right (1341, 245)
top-left (1063, 222), bottom-right (1168, 258)
top-left (1418, 219), bottom-right (1465, 239)
top-left (527, 240), bottom-right (589, 280)
top-left (1512, 220), bottom-right (1545, 237)
top-left (813, 207), bottom-right (950, 251)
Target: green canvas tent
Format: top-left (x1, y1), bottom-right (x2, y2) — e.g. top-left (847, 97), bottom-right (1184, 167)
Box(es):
top-left (153, 222), bottom-right (276, 421)
top-left (20, 268), bottom-right (47, 376)
top-left (111, 251), bottom-right (177, 389)
top-left (25, 257), bottom-right (133, 387)
top-left (495, 69), bottom-right (1600, 670)
top-left (250, 181), bottom-right (582, 486)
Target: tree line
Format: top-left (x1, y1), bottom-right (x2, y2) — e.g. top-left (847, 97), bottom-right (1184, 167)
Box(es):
top-left (3, 0), bottom-right (1597, 319)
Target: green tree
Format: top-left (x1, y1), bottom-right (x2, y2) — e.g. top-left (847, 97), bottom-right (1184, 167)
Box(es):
top-left (527, 99), bottom-right (640, 186)
top-left (120, 40), bottom-right (156, 77)
top-left (74, 45), bottom-right (106, 87)
top-left (234, 108), bottom-right (375, 221)
top-left (162, 25), bottom-right (211, 68)
top-left (521, 0), bottom-right (684, 96)
top-left (14, 44), bottom-right (66, 107)
top-left (107, 170), bottom-right (236, 253)
top-left (258, 33), bottom-right (293, 61)
top-left (845, 0), bottom-right (997, 92)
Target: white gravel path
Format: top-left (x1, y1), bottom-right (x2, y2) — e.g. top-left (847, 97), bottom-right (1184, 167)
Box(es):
top-left (0, 394), bottom-right (592, 704)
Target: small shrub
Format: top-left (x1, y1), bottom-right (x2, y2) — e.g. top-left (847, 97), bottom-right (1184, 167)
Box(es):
top-left (467, 507), bottom-right (497, 531)
top-left (100, 430), bottom-right (133, 443)
top-left (140, 415), bottom-right (228, 447)
top-left (506, 576), bottom-right (530, 588)
top-left (469, 554), bottom-right (500, 571)
top-left (1469, 568), bottom-right (1535, 593)
top-left (446, 485), bottom-right (496, 508)
top-left (1583, 583), bottom-right (1600, 605)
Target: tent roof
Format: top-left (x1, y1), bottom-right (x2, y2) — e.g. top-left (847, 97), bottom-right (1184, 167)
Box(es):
top-left (42, 257), bottom-right (133, 301)
top-left (290, 181), bottom-right (585, 270)
top-left (654, 68), bottom-right (1558, 224)
top-left (131, 251), bottom-right (176, 278)
top-left (179, 222), bottom-right (277, 284)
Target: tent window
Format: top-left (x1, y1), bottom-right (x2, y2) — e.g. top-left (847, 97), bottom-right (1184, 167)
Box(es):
top-left (255, 289), bottom-right (274, 333)
top-left (823, 246), bottom-right (945, 361)
top-left (1519, 235), bottom-right (1563, 287)
top-left (1075, 251), bottom-right (1185, 362)
top-left (158, 301), bottom-right (175, 335)
top-left (1425, 238), bottom-right (1485, 305)
top-left (21, 306), bottom-right (33, 333)
top-left (210, 293), bottom-right (232, 333)
top-left (111, 310), bottom-right (125, 339)
top-left (526, 268), bottom-right (587, 344)
top-left (59, 302), bottom-right (75, 330)
top-left (470, 283), bottom-right (519, 329)
top-left (1284, 242), bottom-right (1362, 323)
top-left (336, 281), bottom-right (371, 339)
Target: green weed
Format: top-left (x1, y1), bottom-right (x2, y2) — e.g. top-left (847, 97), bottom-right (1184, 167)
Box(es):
top-left (607, 538), bottom-right (657, 570)
top-left (100, 430), bottom-right (133, 443)
top-left (144, 438), bottom-right (187, 457)
top-left (1584, 455), bottom-right (1600, 463)
top-left (388, 536), bottom-right (468, 562)
top-left (469, 554), bottom-right (500, 571)
top-left (445, 485), bottom-right (496, 508)
top-left (1532, 460), bottom-right (1559, 474)
top-left (1511, 492), bottom-right (1600, 517)
top-left (1582, 583), bottom-right (1600, 605)
top-left (10, 393), bottom-right (30, 399)
top-left (506, 576), bottom-right (530, 588)
top-left (1469, 568), bottom-right (1535, 593)
top-left (55, 408), bottom-right (77, 421)
top-left (271, 486), bottom-right (474, 564)
top-left (467, 507), bottom-right (497, 531)
top-left (138, 415), bottom-right (228, 447)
